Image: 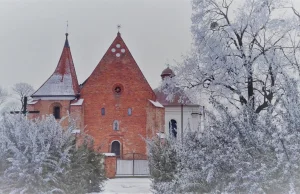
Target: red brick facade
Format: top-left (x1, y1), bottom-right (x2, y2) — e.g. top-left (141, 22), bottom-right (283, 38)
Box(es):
top-left (79, 33), bottom-right (164, 156)
top-left (28, 32), bottom-right (165, 158)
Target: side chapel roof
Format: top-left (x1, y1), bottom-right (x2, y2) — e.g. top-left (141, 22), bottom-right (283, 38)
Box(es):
top-left (155, 67), bottom-right (197, 106)
top-left (32, 33), bottom-right (79, 97)
top-left (154, 87), bottom-right (194, 106)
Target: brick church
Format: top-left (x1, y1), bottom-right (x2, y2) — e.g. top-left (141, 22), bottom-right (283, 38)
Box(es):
top-left (28, 32), bottom-right (165, 158)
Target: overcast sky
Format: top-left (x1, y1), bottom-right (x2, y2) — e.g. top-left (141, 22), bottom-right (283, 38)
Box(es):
top-left (1, 0), bottom-right (300, 92)
top-left (0, 0), bottom-right (193, 90)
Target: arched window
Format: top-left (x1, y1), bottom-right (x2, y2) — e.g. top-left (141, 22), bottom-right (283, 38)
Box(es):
top-left (111, 141), bottom-right (121, 157)
top-left (127, 108), bottom-right (132, 116)
top-left (113, 120), bottom-right (119, 130)
top-left (101, 108), bottom-right (105, 116)
top-left (53, 106), bottom-right (61, 119)
top-left (169, 119), bottom-right (177, 138)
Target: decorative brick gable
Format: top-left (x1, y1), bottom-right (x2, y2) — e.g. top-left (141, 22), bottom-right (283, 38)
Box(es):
top-left (80, 33), bottom-right (164, 156)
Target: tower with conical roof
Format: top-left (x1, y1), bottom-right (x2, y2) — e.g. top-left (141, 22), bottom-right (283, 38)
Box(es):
top-left (28, 33), bottom-right (83, 128)
top-left (32, 33), bottom-right (79, 98)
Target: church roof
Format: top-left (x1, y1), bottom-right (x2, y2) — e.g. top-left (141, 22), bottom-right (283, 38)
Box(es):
top-left (154, 87), bottom-right (197, 106)
top-left (161, 67), bottom-right (175, 78)
top-left (32, 33), bottom-right (79, 97)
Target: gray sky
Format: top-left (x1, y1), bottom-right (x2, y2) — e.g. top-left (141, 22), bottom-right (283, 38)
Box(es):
top-left (1, 0), bottom-right (300, 92)
top-left (0, 0), bottom-right (193, 90)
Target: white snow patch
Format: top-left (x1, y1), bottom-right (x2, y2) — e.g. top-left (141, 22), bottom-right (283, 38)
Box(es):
top-left (148, 100), bottom-right (164, 108)
top-left (71, 129), bottom-right (80, 134)
top-left (101, 178), bottom-right (152, 194)
top-left (27, 101), bottom-right (38, 105)
top-left (156, 132), bottom-right (166, 139)
top-left (103, 153), bottom-right (116, 157)
top-left (71, 99), bottom-right (84, 106)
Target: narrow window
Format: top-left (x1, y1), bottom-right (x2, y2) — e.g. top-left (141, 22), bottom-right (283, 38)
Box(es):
top-left (53, 106), bottom-right (61, 119)
top-left (128, 108), bottom-right (132, 116)
top-left (169, 119), bottom-right (177, 138)
top-left (101, 108), bottom-right (105, 116)
top-left (113, 120), bottom-right (119, 130)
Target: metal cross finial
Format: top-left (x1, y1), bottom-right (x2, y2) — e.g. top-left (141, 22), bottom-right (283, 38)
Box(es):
top-left (165, 59), bottom-right (170, 68)
top-left (66, 20), bottom-right (69, 34)
top-left (117, 24), bottom-right (121, 32)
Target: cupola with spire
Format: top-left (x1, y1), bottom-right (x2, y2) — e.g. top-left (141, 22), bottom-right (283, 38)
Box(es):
top-left (32, 33), bottom-right (79, 99)
top-left (160, 66), bottom-right (175, 79)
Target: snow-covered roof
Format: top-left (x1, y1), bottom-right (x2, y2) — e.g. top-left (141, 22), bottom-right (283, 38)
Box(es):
top-left (148, 99), bottom-right (164, 108)
top-left (27, 100), bottom-right (38, 105)
top-left (154, 87), bottom-right (198, 106)
top-left (32, 34), bottom-right (79, 97)
top-left (71, 99), bottom-right (84, 106)
top-left (33, 74), bottom-right (76, 96)
top-left (103, 153), bottom-right (116, 157)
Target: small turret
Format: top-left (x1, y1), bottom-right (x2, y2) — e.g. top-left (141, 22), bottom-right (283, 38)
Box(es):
top-left (160, 66), bottom-right (175, 80)
top-left (32, 33), bottom-right (79, 98)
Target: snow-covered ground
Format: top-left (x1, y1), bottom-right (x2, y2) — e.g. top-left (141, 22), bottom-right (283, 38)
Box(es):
top-left (101, 178), bottom-right (152, 194)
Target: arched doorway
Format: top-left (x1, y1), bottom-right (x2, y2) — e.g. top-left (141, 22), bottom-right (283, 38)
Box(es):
top-left (111, 141), bottom-right (121, 157)
top-left (169, 119), bottom-right (177, 138)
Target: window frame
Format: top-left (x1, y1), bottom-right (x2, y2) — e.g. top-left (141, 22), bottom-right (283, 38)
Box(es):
top-left (113, 120), bottom-right (120, 131)
top-left (53, 106), bottom-right (61, 119)
top-left (101, 107), bottom-right (105, 116)
top-left (169, 119), bottom-right (177, 138)
top-left (127, 108), bottom-right (132, 116)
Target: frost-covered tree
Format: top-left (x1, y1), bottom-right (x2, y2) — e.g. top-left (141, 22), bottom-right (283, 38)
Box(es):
top-left (149, 1), bottom-right (300, 193)
top-left (0, 86), bottom-right (8, 106)
top-left (0, 115), bottom-right (105, 194)
top-left (12, 82), bottom-right (34, 110)
top-left (151, 78), bottom-right (300, 193)
top-left (147, 136), bottom-right (177, 192)
top-left (173, 0), bottom-right (300, 113)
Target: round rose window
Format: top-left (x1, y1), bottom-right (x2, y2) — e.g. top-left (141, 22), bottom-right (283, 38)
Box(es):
top-left (115, 86), bottom-right (122, 94)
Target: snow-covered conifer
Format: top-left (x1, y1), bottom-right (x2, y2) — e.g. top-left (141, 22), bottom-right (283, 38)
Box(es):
top-left (0, 114), bottom-right (105, 194)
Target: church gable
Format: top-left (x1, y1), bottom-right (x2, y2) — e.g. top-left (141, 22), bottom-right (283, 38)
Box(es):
top-left (80, 32), bottom-right (155, 98)
top-left (79, 32), bottom-right (162, 156)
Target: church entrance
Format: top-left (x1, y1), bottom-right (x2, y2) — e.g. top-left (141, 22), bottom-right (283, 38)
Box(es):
top-left (111, 141), bottom-right (120, 157)
top-left (116, 153), bottom-right (149, 177)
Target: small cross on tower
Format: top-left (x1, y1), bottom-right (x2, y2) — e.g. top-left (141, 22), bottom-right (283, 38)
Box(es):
top-left (66, 20), bottom-right (69, 34)
top-left (117, 24), bottom-right (121, 33)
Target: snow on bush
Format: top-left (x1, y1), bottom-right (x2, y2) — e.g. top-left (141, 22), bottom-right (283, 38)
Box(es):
top-left (148, 0), bottom-right (300, 193)
top-left (0, 114), bottom-right (105, 194)
top-left (147, 136), bottom-right (177, 192)
top-left (149, 79), bottom-right (300, 194)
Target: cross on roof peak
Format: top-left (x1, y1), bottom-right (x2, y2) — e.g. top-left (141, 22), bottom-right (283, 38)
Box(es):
top-left (117, 24), bottom-right (121, 32)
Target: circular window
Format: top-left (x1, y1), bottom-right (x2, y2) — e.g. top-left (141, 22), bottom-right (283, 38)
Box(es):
top-left (116, 44), bottom-right (121, 48)
top-left (111, 48), bottom-right (116, 52)
top-left (116, 53), bottom-right (121, 57)
top-left (113, 84), bottom-right (123, 95)
top-left (115, 86), bottom-right (122, 94)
